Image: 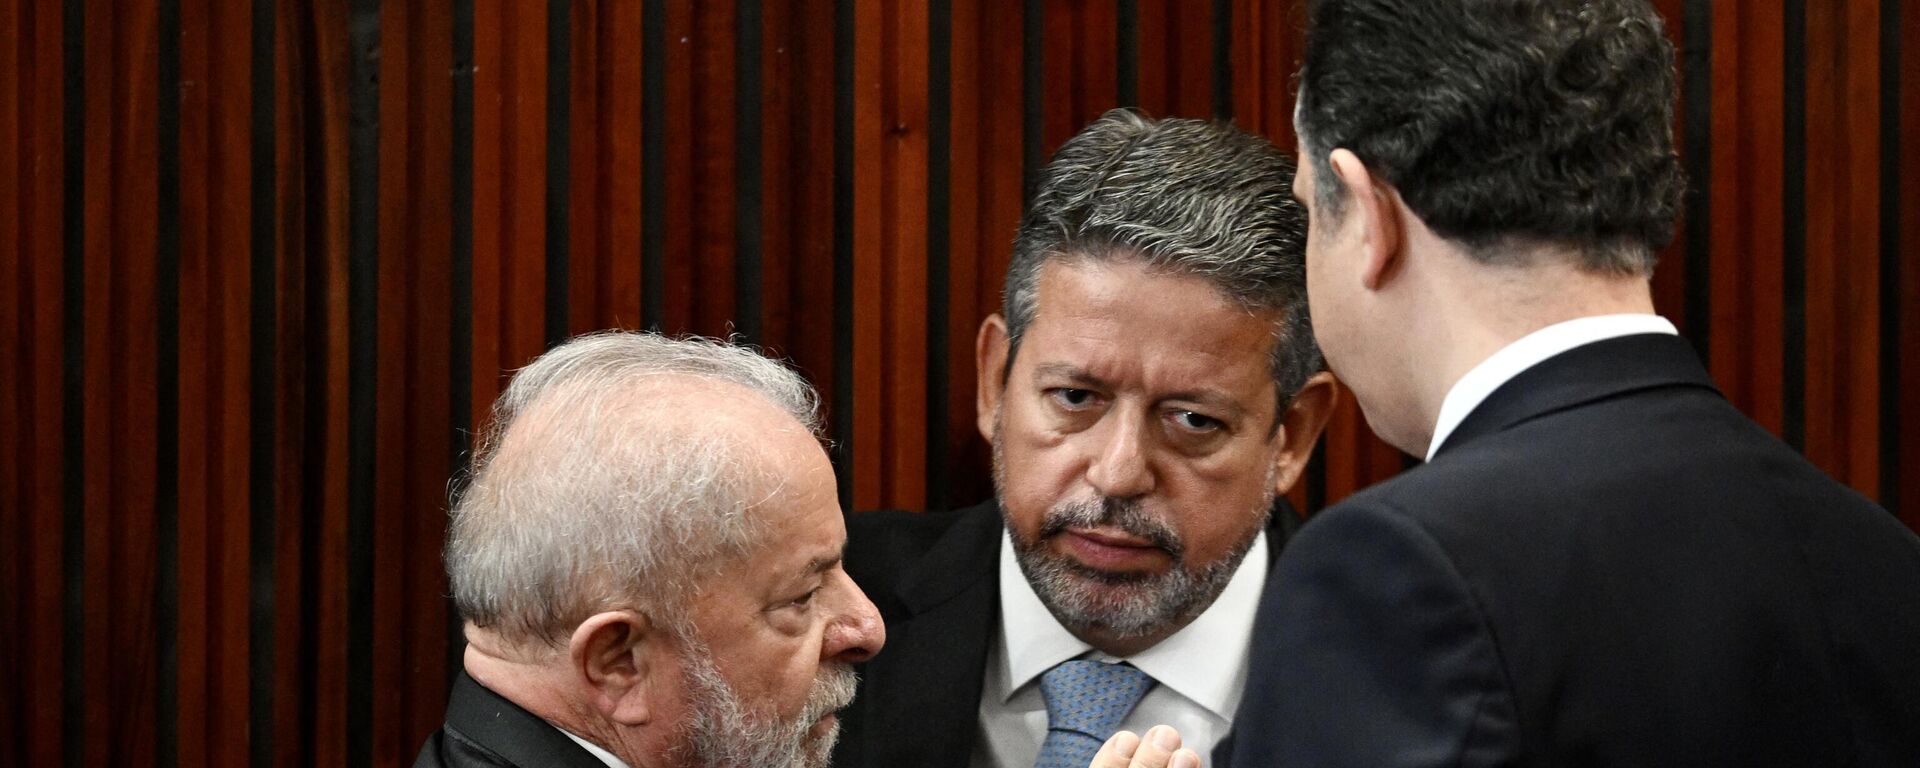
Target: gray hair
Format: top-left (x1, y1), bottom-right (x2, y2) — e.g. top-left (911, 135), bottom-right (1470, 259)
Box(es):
top-left (1005, 109), bottom-right (1322, 403)
top-left (446, 331), bottom-right (821, 648)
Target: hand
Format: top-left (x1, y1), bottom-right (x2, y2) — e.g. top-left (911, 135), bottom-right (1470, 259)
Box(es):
top-left (1088, 725), bottom-right (1202, 768)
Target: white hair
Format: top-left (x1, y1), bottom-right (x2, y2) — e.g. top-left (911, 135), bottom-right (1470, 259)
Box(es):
top-left (446, 331), bottom-right (821, 647)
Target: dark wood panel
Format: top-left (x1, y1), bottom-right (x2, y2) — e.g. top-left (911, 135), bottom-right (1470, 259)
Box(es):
top-left (1136, 0), bottom-right (1216, 120)
top-left (758, 0), bottom-right (839, 415)
top-left (174, 0), bottom-right (256, 763)
top-left (81, 0), bottom-right (164, 763)
top-left (1230, 0), bottom-right (1303, 146)
top-left (469, 0), bottom-right (550, 441)
top-left (0, 0), bottom-right (21, 751)
top-left (1707, 0), bottom-right (1787, 434)
top-left (567, 0), bottom-right (644, 333)
top-left (1041, 0), bottom-right (1118, 150)
top-left (1800, 0), bottom-right (1885, 496)
top-left (942, 0), bottom-right (1024, 510)
top-left (850, 0), bottom-right (932, 511)
top-left (371, 0), bottom-right (456, 762)
top-left (1899, 0), bottom-right (1918, 529)
top-left (3, 3), bottom-right (1916, 764)
top-left (1, 1), bottom-right (71, 764)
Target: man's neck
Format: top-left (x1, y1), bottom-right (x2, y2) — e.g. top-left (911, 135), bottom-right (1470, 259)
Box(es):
top-left (1407, 254), bottom-right (1656, 454)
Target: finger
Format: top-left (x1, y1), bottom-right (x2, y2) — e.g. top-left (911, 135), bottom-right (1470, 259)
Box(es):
top-left (1168, 747), bottom-right (1203, 768)
top-left (1087, 731), bottom-right (1142, 768)
top-left (1126, 725), bottom-right (1184, 768)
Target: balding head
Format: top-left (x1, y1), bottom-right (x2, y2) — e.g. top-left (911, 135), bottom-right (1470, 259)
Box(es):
top-left (447, 332), bottom-right (821, 650)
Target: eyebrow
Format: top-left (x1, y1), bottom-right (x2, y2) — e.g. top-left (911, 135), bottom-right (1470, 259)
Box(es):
top-left (1033, 363), bottom-right (1108, 388)
top-left (803, 549), bottom-right (844, 577)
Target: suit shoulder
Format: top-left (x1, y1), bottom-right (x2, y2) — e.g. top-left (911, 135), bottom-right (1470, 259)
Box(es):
top-left (843, 503), bottom-right (997, 613)
top-left (846, 507), bottom-right (975, 561)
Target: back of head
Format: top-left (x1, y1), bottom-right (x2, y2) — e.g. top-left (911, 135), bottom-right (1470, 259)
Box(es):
top-left (446, 332), bottom-right (820, 651)
top-left (1297, 0), bottom-right (1684, 274)
top-left (1006, 108), bottom-right (1322, 401)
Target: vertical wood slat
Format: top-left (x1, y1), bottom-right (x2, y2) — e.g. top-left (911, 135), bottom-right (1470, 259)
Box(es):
top-left (288, 3), bottom-right (355, 763)
top-left (942, 0), bottom-right (1023, 511)
top-left (173, 0), bottom-right (254, 763)
top-left (651, 0), bottom-right (741, 335)
top-left (2, 0), bottom-right (71, 764)
top-left (851, 0), bottom-right (932, 511)
top-left (1800, 0), bottom-right (1884, 496)
top-left (1040, 0), bottom-right (1117, 153)
top-left (1136, 0), bottom-right (1215, 120)
top-left (1897, 0), bottom-right (1918, 529)
top-left (1230, 0), bottom-right (1302, 147)
top-left (80, 1), bottom-right (164, 764)
top-left (567, 0), bottom-right (645, 334)
top-left (0, 0), bottom-right (22, 753)
top-left (470, 0), bottom-right (549, 442)
top-left (757, 0), bottom-right (838, 416)
top-left (370, 0), bottom-right (456, 760)
top-left (1708, 1), bottom-right (1788, 435)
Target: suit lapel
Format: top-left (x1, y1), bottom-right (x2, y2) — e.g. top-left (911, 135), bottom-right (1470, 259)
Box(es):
top-left (860, 503), bottom-right (1004, 768)
top-left (1435, 333), bottom-right (1719, 460)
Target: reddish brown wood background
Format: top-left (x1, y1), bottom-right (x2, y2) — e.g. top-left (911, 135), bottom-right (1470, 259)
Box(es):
top-left (1, 1), bottom-right (1915, 765)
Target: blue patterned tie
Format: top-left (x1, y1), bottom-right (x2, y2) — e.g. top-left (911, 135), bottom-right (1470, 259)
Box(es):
top-left (1032, 660), bottom-right (1155, 768)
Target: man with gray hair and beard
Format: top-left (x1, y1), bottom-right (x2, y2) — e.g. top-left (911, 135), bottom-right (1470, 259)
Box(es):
top-left (415, 332), bottom-right (886, 768)
top-left (832, 109), bottom-right (1336, 768)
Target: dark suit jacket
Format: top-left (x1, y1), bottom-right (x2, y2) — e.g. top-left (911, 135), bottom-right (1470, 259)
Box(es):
top-left (1219, 334), bottom-right (1920, 767)
top-left (413, 671), bottom-right (611, 768)
top-left (833, 498), bottom-right (1304, 768)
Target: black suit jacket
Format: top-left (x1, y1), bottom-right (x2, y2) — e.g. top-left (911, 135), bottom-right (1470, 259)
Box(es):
top-left (1220, 334), bottom-right (1920, 767)
top-left (413, 671), bottom-right (611, 768)
top-left (833, 498), bottom-right (1304, 768)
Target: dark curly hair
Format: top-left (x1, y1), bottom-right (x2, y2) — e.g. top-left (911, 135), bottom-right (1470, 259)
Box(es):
top-left (1297, 0), bottom-right (1685, 275)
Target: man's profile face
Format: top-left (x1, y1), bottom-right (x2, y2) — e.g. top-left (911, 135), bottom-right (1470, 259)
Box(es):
top-left (989, 257), bottom-right (1289, 639)
top-left (659, 410), bottom-right (884, 768)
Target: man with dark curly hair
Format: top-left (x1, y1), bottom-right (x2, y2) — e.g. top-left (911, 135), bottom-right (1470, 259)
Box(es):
top-left (1095, 1), bottom-right (1920, 767)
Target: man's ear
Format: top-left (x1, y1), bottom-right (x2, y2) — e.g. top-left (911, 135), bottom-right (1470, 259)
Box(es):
top-left (976, 314), bottom-right (1010, 442)
top-left (1327, 148), bottom-right (1403, 292)
top-left (1268, 371), bottom-right (1339, 496)
top-left (568, 610), bottom-right (663, 727)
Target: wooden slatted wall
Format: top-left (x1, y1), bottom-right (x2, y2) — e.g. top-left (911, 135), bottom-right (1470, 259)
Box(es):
top-left (1, 1), bottom-right (1915, 765)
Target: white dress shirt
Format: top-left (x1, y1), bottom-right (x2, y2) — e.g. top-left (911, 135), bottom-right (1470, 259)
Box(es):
top-left (1427, 313), bottom-right (1680, 460)
top-left (561, 728), bottom-right (631, 768)
top-left (970, 529), bottom-right (1269, 768)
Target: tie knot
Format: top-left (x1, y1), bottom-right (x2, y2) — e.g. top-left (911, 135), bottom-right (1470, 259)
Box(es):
top-left (1037, 660), bottom-right (1155, 739)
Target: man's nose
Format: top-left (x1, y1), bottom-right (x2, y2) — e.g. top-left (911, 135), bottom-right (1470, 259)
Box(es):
top-left (822, 571), bottom-right (886, 664)
top-left (1086, 414), bottom-right (1154, 499)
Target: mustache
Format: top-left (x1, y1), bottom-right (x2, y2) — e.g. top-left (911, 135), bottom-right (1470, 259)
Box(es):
top-left (1039, 497), bottom-right (1184, 558)
top-left (805, 663), bottom-right (859, 722)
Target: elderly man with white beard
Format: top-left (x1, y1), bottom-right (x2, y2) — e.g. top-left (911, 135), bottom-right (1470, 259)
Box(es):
top-left (414, 331), bottom-right (886, 768)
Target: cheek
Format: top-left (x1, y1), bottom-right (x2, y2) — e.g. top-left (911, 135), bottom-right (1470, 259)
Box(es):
top-left (1161, 448), bottom-right (1277, 558)
top-left (994, 410), bottom-right (1085, 532)
top-left (715, 626), bottom-right (828, 712)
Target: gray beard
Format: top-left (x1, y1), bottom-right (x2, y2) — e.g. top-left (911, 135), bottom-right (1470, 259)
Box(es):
top-left (994, 431), bottom-right (1269, 639)
top-left (669, 633), bottom-right (859, 768)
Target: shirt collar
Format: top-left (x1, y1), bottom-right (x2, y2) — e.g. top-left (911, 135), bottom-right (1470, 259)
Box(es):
top-left (994, 528), bottom-right (1269, 721)
top-left (1428, 313), bottom-right (1678, 460)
